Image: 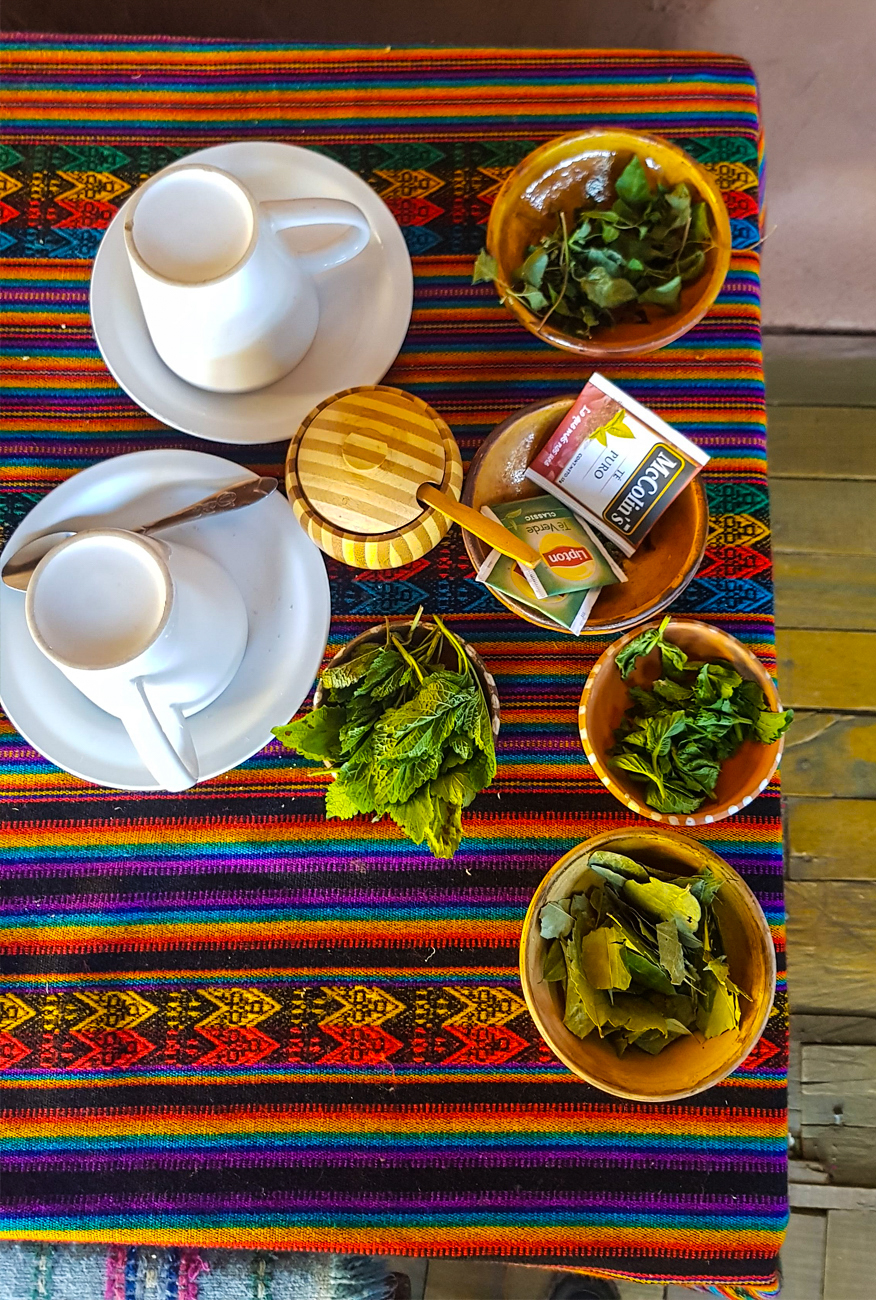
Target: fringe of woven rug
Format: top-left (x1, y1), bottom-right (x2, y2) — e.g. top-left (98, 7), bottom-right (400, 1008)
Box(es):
top-left (0, 1243), bottom-right (394, 1300)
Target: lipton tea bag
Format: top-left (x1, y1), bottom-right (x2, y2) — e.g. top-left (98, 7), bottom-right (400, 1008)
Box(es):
top-left (476, 547), bottom-right (602, 635)
top-left (481, 495), bottom-right (625, 600)
top-left (525, 372), bottom-right (709, 556)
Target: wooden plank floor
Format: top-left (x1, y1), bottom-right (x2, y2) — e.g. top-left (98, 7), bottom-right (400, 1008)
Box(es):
top-left (773, 400), bottom-right (876, 1300)
top-left (384, 399), bottom-right (876, 1298)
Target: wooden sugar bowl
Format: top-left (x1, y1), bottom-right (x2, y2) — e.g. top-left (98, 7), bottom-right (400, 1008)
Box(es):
top-left (286, 385), bottom-right (465, 570)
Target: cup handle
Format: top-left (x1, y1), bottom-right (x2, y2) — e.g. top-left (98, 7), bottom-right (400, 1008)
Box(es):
top-left (118, 677), bottom-right (199, 792)
top-left (260, 198), bottom-right (370, 275)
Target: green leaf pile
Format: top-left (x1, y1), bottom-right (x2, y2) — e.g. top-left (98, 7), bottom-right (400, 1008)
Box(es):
top-left (610, 617), bottom-right (794, 816)
top-left (472, 154), bottom-right (715, 338)
top-left (540, 849), bottom-right (748, 1055)
top-left (273, 612), bottom-right (496, 860)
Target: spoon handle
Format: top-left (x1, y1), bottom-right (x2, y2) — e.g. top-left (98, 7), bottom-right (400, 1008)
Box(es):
top-left (417, 483), bottom-right (540, 569)
top-left (138, 476), bottom-right (278, 535)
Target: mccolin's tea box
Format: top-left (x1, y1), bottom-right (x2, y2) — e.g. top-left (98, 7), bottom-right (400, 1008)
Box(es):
top-left (475, 495), bottom-right (624, 635)
top-left (525, 372), bottom-right (709, 557)
top-left (481, 495), bottom-right (625, 599)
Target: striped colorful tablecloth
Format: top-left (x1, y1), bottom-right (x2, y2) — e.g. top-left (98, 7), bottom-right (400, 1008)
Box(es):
top-left (0, 37), bottom-right (786, 1299)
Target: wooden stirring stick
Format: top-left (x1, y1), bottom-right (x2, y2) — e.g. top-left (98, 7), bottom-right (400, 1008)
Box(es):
top-left (417, 483), bottom-right (540, 569)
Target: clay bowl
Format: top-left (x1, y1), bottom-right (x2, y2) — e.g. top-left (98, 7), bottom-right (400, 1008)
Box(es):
top-left (461, 396), bottom-right (708, 635)
top-left (578, 618), bottom-right (785, 826)
top-left (486, 128), bottom-right (732, 358)
top-left (313, 618), bottom-right (501, 738)
top-left (519, 825), bottom-right (776, 1101)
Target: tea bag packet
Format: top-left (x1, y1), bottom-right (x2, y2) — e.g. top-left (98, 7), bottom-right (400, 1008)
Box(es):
top-left (477, 547), bottom-right (602, 635)
top-left (481, 495), bottom-right (625, 600)
top-left (525, 372), bottom-right (709, 557)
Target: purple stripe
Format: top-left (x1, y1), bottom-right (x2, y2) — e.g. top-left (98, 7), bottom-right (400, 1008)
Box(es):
top-left (0, 850), bottom-right (785, 881)
top-left (0, 879), bottom-right (785, 910)
top-left (1, 1149), bottom-right (787, 1175)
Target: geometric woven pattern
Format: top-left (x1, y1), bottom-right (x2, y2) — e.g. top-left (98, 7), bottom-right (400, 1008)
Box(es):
top-left (0, 1241), bottom-right (391, 1300)
top-left (1, 37), bottom-right (785, 1300)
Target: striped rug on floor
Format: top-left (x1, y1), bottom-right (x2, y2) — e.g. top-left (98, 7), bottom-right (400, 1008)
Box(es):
top-left (0, 37), bottom-right (785, 1300)
top-left (0, 1242), bottom-right (392, 1300)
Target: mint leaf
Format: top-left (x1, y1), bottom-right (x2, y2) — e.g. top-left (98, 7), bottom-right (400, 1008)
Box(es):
top-left (615, 153), bottom-right (652, 207)
top-left (581, 266), bottom-right (638, 309)
top-left (273, 705), bottom-right (344, 762)
top-left (627, 684), bottom-right (663, 715)
top-left (321, 645), bottom-right (381, 692)
top-left (656, 919), bottom-right (686, 986)
top-left (690, 201), bottom-right (712, 242)
top-left (423, 798), bottom-right (463, 860)
top-left (644, 782), bottom-right (704, 816)
top-left (615, 625), bottom-right (663, 680)
top-left (651, 677), bottom-right (692, 705)
top-left (679, 247), bottom-right (706, 282)
top-left (385, 784), bottom-right (434, 846)
top-left (519, 287), bottom-right (549, 312)
top-left (472, 249), bottom-right (498, 283)
top-left (562, 969), bottom-right (596, 1039)
top-left (589, 850), bottom-right (650, 882)
top-left (693, 662), bottom-right (742, 706)
top-left (689, 870), bottom-right (721, 909)
top-left (518, 247), bottom-right (548, 288)
top-left (543, 938), bottom-right (567, 983)
top-left (754, 707), bottom-right (794, 744)
top-left (664, 183), bottom-right (691, 229)
top-left (640, 275), bottom-right (681, 312)
top-left (579, 924), bottom-right (633, 991)
top-left (642, 710), bottom-right (688, 758)
top-left (623, 878), bottom-right (701, 930)
top-left (582, 245), bottom-right (626, 276)
top-left (324, 778), bottom-right (365, 820)
top-left (539, 900), bottom-right (574, 940)
top-left (621, 947), bottom-right (675, 996)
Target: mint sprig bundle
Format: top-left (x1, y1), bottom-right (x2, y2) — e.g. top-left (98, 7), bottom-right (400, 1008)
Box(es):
top-left (273, 612), bottom-right (496, 860)
top-left (474, 154), bottom-right (715, 338)
top-left (611, 617), bottom-right (793, 816)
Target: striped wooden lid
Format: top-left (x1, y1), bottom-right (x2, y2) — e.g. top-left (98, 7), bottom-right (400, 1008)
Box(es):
top-left (296, 388), bottom-right (447, 534)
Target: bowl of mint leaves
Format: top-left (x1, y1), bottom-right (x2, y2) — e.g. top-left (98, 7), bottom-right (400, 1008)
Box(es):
top-left (519, 826), bottom-right (776, 1100)
top-left (273, 611), bottom-right (499, 860)
top-left (579, 616), bottom-right (793, 826)
top-left (475, 128), bottom-right (732, 359)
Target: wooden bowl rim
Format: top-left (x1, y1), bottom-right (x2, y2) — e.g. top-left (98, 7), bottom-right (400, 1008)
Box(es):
top-left (578, 617), bottom-right (785, 827)
top-left (518, 825), bottom-right (777, 1101)
top-left (460, 395), bottom-right (709, 635)
top-left (485, 128), bottom-right (733, 359)
top-left (285, 384), bottom-right (462, 547)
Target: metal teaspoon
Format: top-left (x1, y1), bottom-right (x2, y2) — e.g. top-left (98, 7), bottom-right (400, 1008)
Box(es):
top-left (1, 476), bottom-right (278, 591)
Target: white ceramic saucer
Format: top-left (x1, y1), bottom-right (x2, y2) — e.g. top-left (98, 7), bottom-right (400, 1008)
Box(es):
top-left (90, 141), bottom-right (413, 445)
top-left (0, 449), bottom-right (331, 790)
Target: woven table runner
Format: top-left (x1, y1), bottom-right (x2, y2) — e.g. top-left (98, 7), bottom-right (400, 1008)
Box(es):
top-left (0, 37), bottom-right (787, 1299)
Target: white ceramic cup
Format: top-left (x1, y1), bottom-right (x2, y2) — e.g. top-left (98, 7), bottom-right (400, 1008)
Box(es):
top-left (25, 529), bottom-right (248, 791)
top-left (122, 163), bottom-right (371, 393)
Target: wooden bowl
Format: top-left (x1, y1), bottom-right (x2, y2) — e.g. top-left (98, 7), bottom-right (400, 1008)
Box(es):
top-left (578, 618), bottom-right (785, 826)
top-left (519, 826), bottom-right (776, 1101)
top-left (286, 386), bottom-right (464, 570)
top-left (314, 618), bottom-right (501, 738)
top-left (461, 396), bottom-right (708, 635)
top-left (487, 128), bottom-right (732, 358)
